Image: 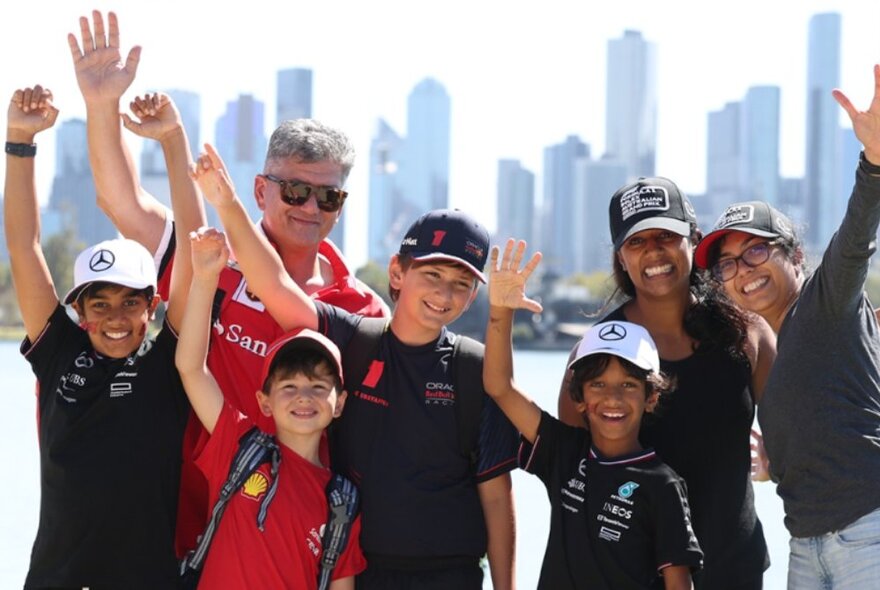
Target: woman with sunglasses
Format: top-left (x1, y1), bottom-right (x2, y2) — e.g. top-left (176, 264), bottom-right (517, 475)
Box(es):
top-left (693, 66), bottom-right (880, 590)
top-left (557, 176), bottom-right (776, 589)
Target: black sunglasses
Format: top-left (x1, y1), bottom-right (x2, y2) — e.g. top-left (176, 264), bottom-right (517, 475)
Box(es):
top-left (262, 174), bottom-right (348, 212)
top-left (710, 240), bottom-right (780, 282)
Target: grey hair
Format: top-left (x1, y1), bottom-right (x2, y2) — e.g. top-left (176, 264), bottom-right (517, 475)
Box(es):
top-left (264, 119), bottom-right (356, 184)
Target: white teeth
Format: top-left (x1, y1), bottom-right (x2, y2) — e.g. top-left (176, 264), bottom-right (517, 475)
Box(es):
top-left (105, 331), bottom-right (129, 340)
top-left (425, 302), bottom-right (449, 312)
top-left (645, 264), bottom-right (672, 277)
top-left (603, 412), bottom-right (625, 419)
top-left (743, 277), bottom-right (768, 294)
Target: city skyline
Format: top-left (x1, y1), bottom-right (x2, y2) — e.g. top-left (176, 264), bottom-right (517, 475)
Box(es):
top-left (2, 1), bottom-right (879, 269)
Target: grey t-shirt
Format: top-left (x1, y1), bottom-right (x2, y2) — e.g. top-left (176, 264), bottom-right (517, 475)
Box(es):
top-left (759, 166), bottom-right (880, 537)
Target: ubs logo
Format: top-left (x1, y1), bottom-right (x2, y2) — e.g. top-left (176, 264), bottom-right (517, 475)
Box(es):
top-left (599, 323), bottom-right (626, 341)
top-left (89, 249), bottom-right (115, 272)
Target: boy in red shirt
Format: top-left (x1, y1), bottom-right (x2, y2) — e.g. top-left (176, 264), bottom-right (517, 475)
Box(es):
top-left (175, 227), bottom-right (365, 589)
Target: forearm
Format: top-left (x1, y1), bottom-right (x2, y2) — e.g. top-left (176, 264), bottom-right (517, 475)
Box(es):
top-left (479, 474), bottom-right (516, 590)
top-left (175, 273), bottom-right (224, 432)
top-left (484, 306), bottom-right (516, 397)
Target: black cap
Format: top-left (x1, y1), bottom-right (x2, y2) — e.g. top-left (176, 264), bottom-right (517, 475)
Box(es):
top-left (694, 201), bottom-right (795, 268)
top-left (398, 209), bottom-right (490, 282)
top-left (608, 177), bottom-right (697, 250)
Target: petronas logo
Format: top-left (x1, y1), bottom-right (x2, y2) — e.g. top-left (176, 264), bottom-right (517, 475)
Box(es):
top-left (618, 481), bottom-right (639, 499)
top-left (242, 472), bottom-right (269, 501)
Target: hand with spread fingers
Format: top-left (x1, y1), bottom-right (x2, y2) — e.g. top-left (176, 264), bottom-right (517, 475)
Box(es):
top-left (67, 10), bottom-right (141, 104)
top-left (122, 93), bottom-right (183, 143)
top-left (190, 144), bottom-right (237, 209)
top-left (833, 64), bottom-right (880, 165)
top-left (7, 85), bottom-right (59, 140)
top-left (488, 239), bottom-right (544, 313)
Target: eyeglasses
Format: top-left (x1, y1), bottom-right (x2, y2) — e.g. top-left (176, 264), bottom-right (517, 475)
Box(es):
top-left (262, 174), bottom-right (348, 212)
top-left (710, 240), bottom-right (779, 282)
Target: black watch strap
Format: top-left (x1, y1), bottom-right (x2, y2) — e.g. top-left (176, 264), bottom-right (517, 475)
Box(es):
top-left (5, 142), bottom-right (37, 157)
top-left (859, 150), bottom-right (880, 175)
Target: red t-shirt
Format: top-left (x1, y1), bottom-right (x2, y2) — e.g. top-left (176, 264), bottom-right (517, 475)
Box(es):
top-left (160, 226), bottom-right (389, 555)
top-left (196, 404), bottom-right (366, 588)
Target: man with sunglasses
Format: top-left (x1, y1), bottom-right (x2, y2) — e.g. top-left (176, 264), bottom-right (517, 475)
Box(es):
top-left (68, 9), bottom-right (389, 556)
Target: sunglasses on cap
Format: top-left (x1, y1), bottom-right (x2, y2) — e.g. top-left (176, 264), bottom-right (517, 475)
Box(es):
top-left (710, 240), bottom-right (780, 283)
top-left (262, 174), bottom-right (348, 212)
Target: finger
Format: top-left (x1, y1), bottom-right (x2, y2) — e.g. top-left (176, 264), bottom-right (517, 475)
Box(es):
top-left (79, 15), bottom-right (94, 53)
top-left (92, 10), bottom-right (107, 49)
top-left (30, 85), bottom-right (44, 110)
top-left (489, 245), bottom-right (500, 271)
top-left (500, 238), bottom-right (515, 270)
top-left (204, 144), bottom-right (225, 171)
top-left (522, 297), bottom-right (543, 314)
top-left (121, 113), bottom-right (139, 133)
top-left (107, 11), bottom-right (120, 48)
top-left (44, 104), bottom-right (60, 127)
top-left (832, 89), bottom-right (858, 123)
top-left (750, 427), bottom-right (763, 440)
top-left (521, 252), bottom-right (543, 278)
top-left (67, 33), bottom-right (84, 62)
top-left (511, 240), bottom-right (526, 270)
top-left (21, 88), bottom-right (33, 112)
top-left (11, 89), bottom-right (23, 108)
top-left (125, 46), bottom-right (142, 76)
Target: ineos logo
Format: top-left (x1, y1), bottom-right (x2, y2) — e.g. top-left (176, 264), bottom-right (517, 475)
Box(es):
top-left (599, 323), bottom-right (626, 341)
top-left (89, 249), bottom-right (115, 272)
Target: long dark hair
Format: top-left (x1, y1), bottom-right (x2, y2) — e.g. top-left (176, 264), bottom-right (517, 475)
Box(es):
top-left (606, 224), bottom-right (750, 358)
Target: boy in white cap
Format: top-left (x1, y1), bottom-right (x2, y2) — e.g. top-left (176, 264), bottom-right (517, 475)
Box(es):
top-left (5, 85), bottom-right (201, 588)
top-left (483, 239), bottom-right (702, 590)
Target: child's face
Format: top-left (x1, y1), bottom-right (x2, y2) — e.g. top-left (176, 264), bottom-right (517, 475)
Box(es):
top-left (389, 258), bottom-right (478, 338)
top-left (72, 285), bottom-right (158, 359)
top-left (575, 356), bottom-right (657, 457)
top-left (257, 364), bottom-right (346, 438)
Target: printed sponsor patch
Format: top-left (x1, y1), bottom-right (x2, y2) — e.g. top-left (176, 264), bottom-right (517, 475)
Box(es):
top-left (232, 278), bottom-right (265, 312)
top-left (619, 185), bottom-right (670, 221)
top-left (715, 204), bottom-right (755, 229)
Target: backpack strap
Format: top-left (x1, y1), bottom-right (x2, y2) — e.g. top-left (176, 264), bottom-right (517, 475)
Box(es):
top-left (452, 334), bottom-right (485, 468)
top-left (316, 473), bottom-right (361, 590)
top-left (180, 427), bottom-right (280, 579)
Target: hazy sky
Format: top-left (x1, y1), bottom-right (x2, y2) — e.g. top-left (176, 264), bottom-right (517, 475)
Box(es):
top-left (2, 0), bottom-right (879, 268)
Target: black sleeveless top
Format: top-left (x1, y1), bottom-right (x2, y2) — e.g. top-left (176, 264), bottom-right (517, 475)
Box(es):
top-left (603, 307), bottom-right (769, 588)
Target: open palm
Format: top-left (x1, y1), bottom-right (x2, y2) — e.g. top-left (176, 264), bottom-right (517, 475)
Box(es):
top-left (67, 11), bottom-right (140, 102)
top-left (488, 239), bottom-right (543, 313)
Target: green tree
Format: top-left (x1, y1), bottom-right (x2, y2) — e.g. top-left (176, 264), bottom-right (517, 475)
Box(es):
top-left (564, 270), bottom-right (615, 301)
top-left (355, 261), bottom-right (392, 307)
top-left (43, 228), bottom-right (84, 302)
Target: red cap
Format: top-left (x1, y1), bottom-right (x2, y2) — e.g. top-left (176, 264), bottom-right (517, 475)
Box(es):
top-left (259, 328), bottom-right (344, 389)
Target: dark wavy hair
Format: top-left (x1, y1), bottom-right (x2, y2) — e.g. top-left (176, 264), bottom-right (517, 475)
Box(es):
top-left (606, 223), bottom-right (750, 358)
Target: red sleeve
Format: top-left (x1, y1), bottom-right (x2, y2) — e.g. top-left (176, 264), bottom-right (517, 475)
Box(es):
top-left (331, 514), bottom-right (367, 580)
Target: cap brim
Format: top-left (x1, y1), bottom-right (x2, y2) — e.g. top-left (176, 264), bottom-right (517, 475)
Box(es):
top-left (613, 218), bottom-right (692, 250)
top-left (568, 348), bottom-right (654, 372)
top-left (409, 252), bottom-right (487, 283)
top-left (260, 330), bottom-right (345, 389)
top-left (694, 227), bottom-right (779, 269)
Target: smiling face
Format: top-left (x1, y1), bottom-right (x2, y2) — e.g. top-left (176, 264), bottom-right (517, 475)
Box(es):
top-left (255, 157), bottom-right (345, 252)
top-left (72, 284), bottom-right (158, 359)
top-left (388, 257), bottom-right (478, 344)
top-left (574, 356), bottom-right (657, 457)
top-left (714, 231), bottom-right (802, 330)
top-left (257, 361), bottom-right (345, 441)
top-left (616, 228), bottom-right (694, 300)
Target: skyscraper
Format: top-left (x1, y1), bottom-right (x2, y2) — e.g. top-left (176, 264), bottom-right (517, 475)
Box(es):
top-left (48, 119), bottom-right (117, 246)
top-left (368, 119), bottom-right (407, 264)
top-left (403, 78), bottom-right (450, 212)
top-left (276, 68), bottom-right (313, 124)
top-left (605, 30), bottom-right (657, 180)
top-left (541, 135), bottom-right (589, 276)
top-left (496, 159), bottom-right (535, 246)
top-left (573, 157), bottom-right (628, 274)
top-left (804, 12), bottom-right (842, 250)
top-left (215, 94), bottom-right (268, 225)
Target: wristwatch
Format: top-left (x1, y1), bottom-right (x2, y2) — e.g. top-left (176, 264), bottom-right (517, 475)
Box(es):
top-left (860, 150), bottom-right (880, 175)
top-left (5, 142), bottom-right (37, 157)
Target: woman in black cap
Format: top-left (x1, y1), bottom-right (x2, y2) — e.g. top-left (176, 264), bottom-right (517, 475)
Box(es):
top-left (557, 175), bottom-right (776, 589)
top-left (694, 66), bottom-right (880, 589)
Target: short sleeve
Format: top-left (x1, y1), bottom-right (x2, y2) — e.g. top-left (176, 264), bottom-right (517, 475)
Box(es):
top-left (21, 305), bottom-right (82, 373)
top-left (518, 411), bottom-right (583, 485)
top-left (195, 403), bottom-right (256, 497)
top-left (474, 394), bottom-right (519, 482)
top-left (330, 514), bottom-right (368, 580)
top-left (653, 475), bottom-right (704, 572)
top-left (315, 301), bottom-right (360, 350)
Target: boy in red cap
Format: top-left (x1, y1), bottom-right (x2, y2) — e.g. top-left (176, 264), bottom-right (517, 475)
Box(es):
top-left (175, 227), bottom-right (366, 589)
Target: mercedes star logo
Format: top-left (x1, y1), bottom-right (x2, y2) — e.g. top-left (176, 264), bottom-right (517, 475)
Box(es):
top-left (599, 323), bottom-right (627, 341)
top-left (89, 249), bottom-right (115, 272)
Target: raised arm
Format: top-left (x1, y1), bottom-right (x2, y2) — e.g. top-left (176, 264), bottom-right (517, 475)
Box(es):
top-left (4, 86), bottom-right (60, 342)
top-left (190, 144), bottom-right (319, 330)
top-left (122, 93), bottom-right (206, 330)
top-left (483, 239), bottom-right (543, 443)
top-left (68, 10), bottom-right (168, 252)
top-left (834, 64), bottom-right (880, 168)
top-left (175, 228), bottom-right (228, 433)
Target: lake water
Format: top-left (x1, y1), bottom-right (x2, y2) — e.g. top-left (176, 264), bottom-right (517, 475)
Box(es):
top-left (0, 343), bottom-right (789, 588)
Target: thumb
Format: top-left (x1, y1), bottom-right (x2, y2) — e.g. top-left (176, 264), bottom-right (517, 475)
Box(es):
top-left (125, 45), bottom-right (142, 75)
top-left (120, 113), bottom-right (140, 134)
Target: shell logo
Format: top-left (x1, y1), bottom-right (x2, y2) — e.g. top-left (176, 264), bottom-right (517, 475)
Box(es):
top-left (242, 472), bottom-right (269, 500)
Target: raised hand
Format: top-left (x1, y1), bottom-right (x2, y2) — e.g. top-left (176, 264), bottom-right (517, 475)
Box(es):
top-left (190, 144), bottom-right (237, 208)
top-left (7, 86), bottom-right (59, 140)
top-left (67, 10), bottom-right (141, 104)
top-left (121, 93), bottom-right (183, 143)
top-left (833, 64), bottom-right (880, 163)
top-left (488, 239), bottom-right (543, 313)
top-left (189, 226), bottom-right (229, 280)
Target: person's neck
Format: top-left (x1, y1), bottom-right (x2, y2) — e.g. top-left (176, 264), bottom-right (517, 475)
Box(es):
top-left (765, 277), bottom-right (804, 333)
top-left (278, 244), bottom-right (326, 290)
top-left (389, 314), bottom-right (443, 346)
top-left (623, 292), bottom-right (692, 347)
top-left (275, 429), bottom-right (324, 468)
